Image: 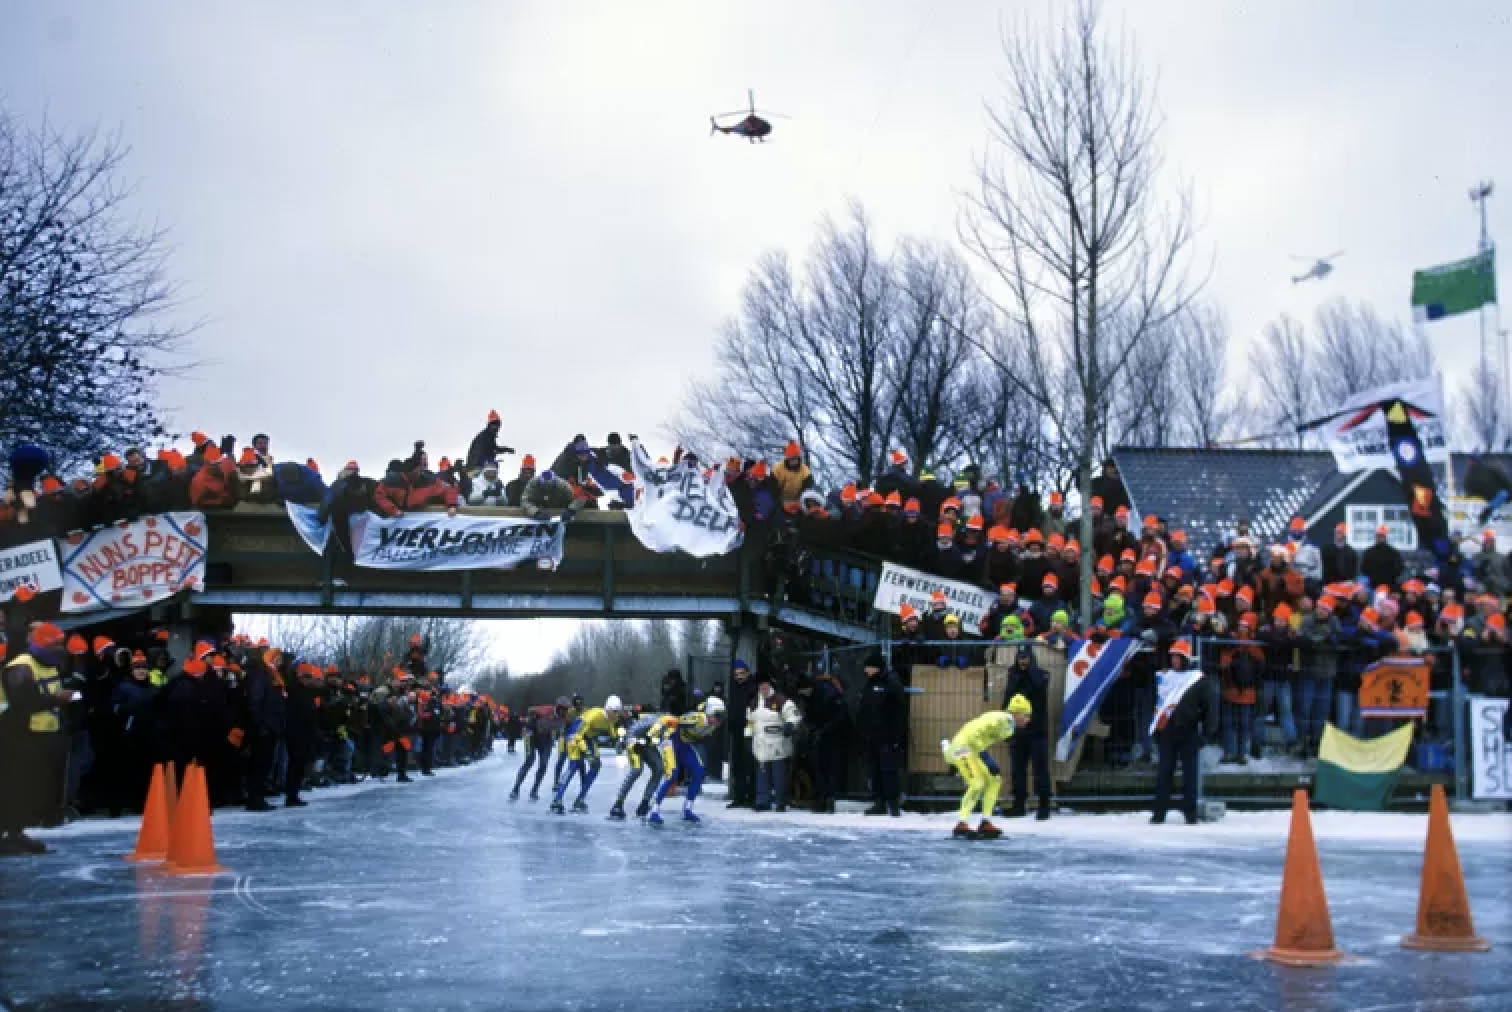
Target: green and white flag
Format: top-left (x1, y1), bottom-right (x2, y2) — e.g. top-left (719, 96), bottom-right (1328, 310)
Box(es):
top-left (1411, 249), bottom-right (1496, 322)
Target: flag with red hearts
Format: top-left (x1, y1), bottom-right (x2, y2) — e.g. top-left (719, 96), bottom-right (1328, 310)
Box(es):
top-left (60, 511), bottom-right (208, 613)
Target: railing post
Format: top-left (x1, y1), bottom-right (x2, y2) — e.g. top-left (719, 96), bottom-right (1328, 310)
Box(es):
top-left (319, 548), bottom-right (334, 608)
top-left (1452, 647), bottom-right (1467, 800)
top-left (460, 571), bottom-right (474, 611)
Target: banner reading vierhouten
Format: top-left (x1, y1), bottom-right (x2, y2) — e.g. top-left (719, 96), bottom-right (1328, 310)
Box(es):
top-left (61, 512), bottom-right (207, 613)
top-left (627, 440), bottom-right (743, 557)
top-left (872, 562), bottom-right (993, 636)
top-left (348, 512), bottom-right (565, 571)
top-left (0, 539), bottom-right (64, 602)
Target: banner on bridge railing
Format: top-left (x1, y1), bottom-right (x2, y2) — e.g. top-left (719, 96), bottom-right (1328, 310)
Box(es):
top-left (872, 562), bottom-right (992, 636)
top-left (0, 538), bottom-right (63, 603)
top-left (60, 512), bottom-right (207, 613)
top-left (348, 511), bottom-right (565, 571)
top-left (627, 440), bottom-right (743, 557)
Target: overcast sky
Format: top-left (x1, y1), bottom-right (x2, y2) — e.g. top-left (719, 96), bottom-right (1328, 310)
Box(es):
top-left (3, 1), bottom-right (1502, 670)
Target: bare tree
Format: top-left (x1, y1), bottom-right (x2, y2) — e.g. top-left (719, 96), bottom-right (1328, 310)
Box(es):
top-left (1171, 303), bottom-right (1236, 445)
top-left (1312, 298), bottom-right (1435, 405)
top-left (0, 110), bottom-right (188, 472)
top-left (960, 0), bottom-right (1199, 622)
top-left (1461, 357), bottom-right (1510, 452)
top-left (1247, 314), bottom-right (1316, 448)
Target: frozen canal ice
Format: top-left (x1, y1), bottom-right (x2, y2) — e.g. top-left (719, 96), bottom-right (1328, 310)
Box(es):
top-left (2, 752), bottom-right (1509, 1011)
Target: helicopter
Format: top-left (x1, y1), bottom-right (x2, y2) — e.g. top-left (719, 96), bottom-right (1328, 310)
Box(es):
top-left (710, 89), bottom-right (786, 142)
top-left (1290, 251), bottom-right (1344, 284)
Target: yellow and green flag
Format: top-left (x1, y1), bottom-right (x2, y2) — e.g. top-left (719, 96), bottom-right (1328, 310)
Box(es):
top-left (1312, 722), bottom-right (1415, 811)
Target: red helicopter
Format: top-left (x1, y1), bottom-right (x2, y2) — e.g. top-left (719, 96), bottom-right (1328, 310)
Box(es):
top-left (709, 89), bottom-right (786, 142)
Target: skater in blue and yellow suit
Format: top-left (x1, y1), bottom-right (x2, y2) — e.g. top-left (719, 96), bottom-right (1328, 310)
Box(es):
top-left (551, 695), bottom-right (624, 813)
top-left (943, 694), bottom-right (1032, 840)
top-left (646, 697), bottom-right (725, 825)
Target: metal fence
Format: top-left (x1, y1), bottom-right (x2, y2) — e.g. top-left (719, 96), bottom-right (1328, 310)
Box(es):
top-left (745, 635), bottom-right (1508, 809)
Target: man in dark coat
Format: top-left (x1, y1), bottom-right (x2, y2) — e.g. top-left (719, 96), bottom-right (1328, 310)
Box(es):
top-left (797, 668), bottom-right (849, 814)
top-left (1360, 525), bottom-right (1404, 589)
top-left (724, 661), bottom-right (759, 808)
top-left (1002, 645), bottom-right (1052, 820)
top-left (466, 411), bottom-right (515, 470)
top-left (855, 653), bottom-right (906, 817)
top-left (242, 655), bottom-right (286, 811)
top-left (1151, 640), bottom-right (1215, 825)
top-left (1319, 522), bottom-right (1359, 585)
top-left (157, 652), bottom-right (233, 790)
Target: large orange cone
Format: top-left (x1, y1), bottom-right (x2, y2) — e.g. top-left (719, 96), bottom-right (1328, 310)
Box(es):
top-left (162, 763), bottom-right (228, 876)
top-left (1402, 785), bottom-right (1490, 952)
top-left (125, 764), bottom-right (174, 862)
top-left (1256, 789), bottom-right (1346, 966)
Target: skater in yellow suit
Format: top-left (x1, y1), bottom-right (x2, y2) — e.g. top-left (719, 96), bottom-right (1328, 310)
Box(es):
top-left (943, 694), bottom-right (1033, 840)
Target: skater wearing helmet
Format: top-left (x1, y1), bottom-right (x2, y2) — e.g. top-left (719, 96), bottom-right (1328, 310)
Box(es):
top-left (608, 710), bottom-right (667, 820)
top-left (943, 695), bottom-right (1033, 840)
top-left (551, 695), bottom-right (624, 814)
top-left (646, 697), bottom-right (725, 825)
top-left (550, 694), bottom-right (584, 795)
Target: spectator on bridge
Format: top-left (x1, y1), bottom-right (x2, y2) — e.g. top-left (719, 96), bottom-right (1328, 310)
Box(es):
top-left (598, 433), bottom-right (631, 472)
top-left (250, 433), bottom-right (274, 468)
top-left (467, 461), bottom-right (506, 506)
top-left (317, 461), bottom-right (374, 562)
top-left (505, 455), bottom-right (536, 507)
top-left (272, 458), bottom-right (326, 505)
top-left (873, 449), bottom-right (916, 504)
top-left (466, 411), bottom-right (515, 471)
top-left (773, 442), bottom-right (814, 508)
top-left (189, 445), bottom-right (239, 509)
top-left (237, 447), bottom-right (277, 503)
top-left (375, 451), bottom-right (459, 517)
top-left (551, 435), bottom-right (598, 488)
top-left (520, 469), bottom-right (573, 517)
top-left (1361, 524), bottom-right (1405, 590)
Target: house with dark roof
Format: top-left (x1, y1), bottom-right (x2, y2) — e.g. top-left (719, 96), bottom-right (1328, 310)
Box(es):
top-left (1112, 447), bottom-right (1512, 561)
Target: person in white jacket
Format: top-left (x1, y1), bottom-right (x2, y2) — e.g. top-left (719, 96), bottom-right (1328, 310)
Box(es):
top-left (746, 674), bottom-right (801, 812)
top-left (467, 461), bottom-right (506, 507)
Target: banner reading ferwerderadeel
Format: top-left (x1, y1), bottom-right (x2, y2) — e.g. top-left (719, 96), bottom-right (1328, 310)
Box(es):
top-left (348, 512), bottom-right (565, 571)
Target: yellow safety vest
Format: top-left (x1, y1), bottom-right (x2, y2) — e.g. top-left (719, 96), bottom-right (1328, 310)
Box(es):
top-left (6, 653), bottom-right (62, 733)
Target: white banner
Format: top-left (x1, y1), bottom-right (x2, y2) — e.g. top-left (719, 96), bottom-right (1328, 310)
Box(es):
top-left (627, 439), bottom-right (743, 557)
top-left (61, 512), bottom-right (207, 613)
top-left (287, 502), bottom-right (331, 555)
top-left (0, 539), bottom-right (63, 602)
top-left (1317, 377), bottom-right (1449, 474)
top-left (1150, 668), bottom-right (1204, 736)
top-left (349, 512), bottom-right (565, 571)
top-left (1449, 497), bottom-right (1512, 553)
top-left (1469, 695), bottom-right (1511, 800)
top-left (872, 562), bottom-right (993, 636)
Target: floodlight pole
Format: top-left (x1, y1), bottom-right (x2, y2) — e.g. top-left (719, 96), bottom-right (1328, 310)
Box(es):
top-left (1469, 180), bottom-right (1505, 433)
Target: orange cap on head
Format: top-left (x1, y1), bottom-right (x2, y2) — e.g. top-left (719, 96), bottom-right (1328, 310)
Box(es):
top-left (1143, 592), bottom-right (1163, 609)
top-left (183, 658), bottom-right (207, 677)
top-left (66, 634), bottom-right (89, 655)
top-left (999, 583), bottom-right (1017, 596)
top-left (1236, 585), bottom-right (1254, 604)
top-left (306, 458), bottom-right (320, 473)
top-left (1042, 572), bottom-right (1059, 589)
top-left (92, 635), bottom-right (114, 655)
top-left (783, 440), bottom-right (802, 459)
top-left (1169, 638), bottom-right (1193, 660)
top-left (1273, 602), bottom-right (1292, 622)
top-left (930, 590), bottom-right (947, 605)
top-left (1048, 532), bottom-right (1065, 549)
top-left (1090, 496), bottom-right (1104, 509)
top-left (936, 522), bottom-right (955, 539)
top-left (885, 491), bottom-right (902, 507)
top-left (965, 514), bottom-right (984, 532)
top-left (942, 497), bottom-right (961, 513)
top-left (749, 461), bottom-right (768, 480)
top-left (203, 444), bottom-right (222, 463)
top-left (190, 431), bottom-right (209, 447)
top-left (865, 492), bottom-right (884, 508)
top-left (1049, 491), bottom-right (1064, 507)
top-left (1488, 613), bottom-right (1507, 631)
top-left (898, 603), bottom-right (919, 622)
top-left (988, 525), bottom-right (1010, 545)
top-left (410, 634), bottom-right (422, 646)
top-left (100, 453), bottom-right (122, 471)
top-left (1025, 528), bottom-right (1044, 545)
top-left (1115, 505), bottom-right (1130, 518)
top-left (239, 447), bottom-right (258, 466)
top-left (488, 410), bottom-right (500, 423)
top-left (1170, 530), bottom-right (1187, 544)
top-left (1097, 554), bottom-right (1113, 573)
top-left (1405, 611), bottom-right (1425, 629)
top-left (1196, 597), bottom-right (1216, 615)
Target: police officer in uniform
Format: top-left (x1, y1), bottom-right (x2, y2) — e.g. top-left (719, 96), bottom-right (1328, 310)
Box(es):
top-left (0, 623), bottom-right (73, 855)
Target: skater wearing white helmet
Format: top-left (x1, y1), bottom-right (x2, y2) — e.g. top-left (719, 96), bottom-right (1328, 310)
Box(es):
top-left (550, 695), bottom-right (624, 814)
top-left (646, 697), bottom-right (724, 826)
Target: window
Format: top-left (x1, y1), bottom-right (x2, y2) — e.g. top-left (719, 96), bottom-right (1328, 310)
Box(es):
top-left (1346, 504), bottom-right (1417, 551)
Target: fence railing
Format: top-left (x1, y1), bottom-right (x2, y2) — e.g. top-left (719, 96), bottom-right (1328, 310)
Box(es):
top-left (753, 635), bottom-right (1507, 808)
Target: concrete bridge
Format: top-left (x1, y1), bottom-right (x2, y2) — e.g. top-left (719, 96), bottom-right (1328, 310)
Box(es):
top-left (183, 505), bottom-right (877, 642)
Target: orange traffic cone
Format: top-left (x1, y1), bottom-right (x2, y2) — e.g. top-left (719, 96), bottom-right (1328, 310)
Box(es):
top-left (1256, 789), bottom-right (1346, 966)
top-left (164, 761), bottom-right (179, 823)
top-left (162, 763), bottom-right (228, 876)
top-left (1402, 785), bottom-right (1490, 952)
top-left (125, 764), bottom-right (173, 862)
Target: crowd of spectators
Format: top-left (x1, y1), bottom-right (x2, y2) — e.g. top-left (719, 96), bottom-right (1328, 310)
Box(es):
top-left (0, 604), bottom-right (498, 855)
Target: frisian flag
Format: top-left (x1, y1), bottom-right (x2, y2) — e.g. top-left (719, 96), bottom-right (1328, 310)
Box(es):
top-left (1055, 637), bottom-right (1144, 762)
top-left (1148, 668), bottom-right (1204, 737)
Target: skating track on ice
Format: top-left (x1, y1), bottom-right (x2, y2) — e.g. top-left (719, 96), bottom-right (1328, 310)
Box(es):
top-left (2, 754), bottom-right (1509, 1011)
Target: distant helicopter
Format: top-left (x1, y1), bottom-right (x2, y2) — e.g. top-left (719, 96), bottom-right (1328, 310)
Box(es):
top-left (1291, 251), bottom-right (1344, 284)
top-left (710, 89), bottom-right (787, 142)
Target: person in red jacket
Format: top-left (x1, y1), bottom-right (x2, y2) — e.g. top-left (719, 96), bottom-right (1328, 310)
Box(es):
top-left (189, 445), bottom-right (239, 509)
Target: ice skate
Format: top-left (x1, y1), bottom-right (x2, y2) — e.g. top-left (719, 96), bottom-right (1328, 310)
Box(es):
top-left (634, 800), bottom-right (651, 818)
top-left (647, 810), bottom-right (664, 826)
top-left (550, 800), bottom-right (566, 815)
top-left (529, 789), bottom-right (539, 802)
top-left (975, 820), bottom-right (1002, 839)
top-left (607, 802), bottom-right (627, 820)
top-left (952, 822), bottom-right (978, 840)
top-left (508, 789), bottom-right (519, 801)
top-left (571, 799), bottom-right (589, 814)
top-left (681, 809), bottom-right (701, 824)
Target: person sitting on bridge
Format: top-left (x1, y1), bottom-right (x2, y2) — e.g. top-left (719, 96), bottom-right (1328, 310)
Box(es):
top-left (467, 461), bottom-right (506, 506)
top-left (374, 449), bottom-right (459, 517)
top-left (504, 455), bottom-right (536, 507)
top-left (236, 447), bottom-right (277, 503)
top-left (272, 458), bottom-right (326, 505)
top-left (521, 468), bottom-right (573, 518)
top-left (189, 444), bottom-right (239, 509)
top-left (550, 695), bottom-right (624, 814)
top-left (465, 410), bottom-right (515, 472)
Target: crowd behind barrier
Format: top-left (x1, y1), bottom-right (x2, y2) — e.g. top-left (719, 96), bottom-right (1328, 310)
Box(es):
top-left (4, 428), bottom-right (1512, 853)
